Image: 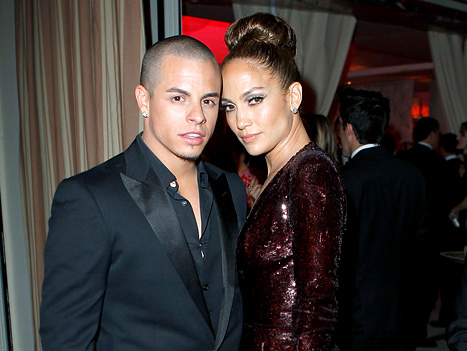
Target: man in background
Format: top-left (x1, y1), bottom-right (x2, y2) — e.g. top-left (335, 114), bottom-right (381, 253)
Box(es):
top-left (398, 117), bottom-right (459, 344)
top-left (336, 88), bottom-right (426, 350)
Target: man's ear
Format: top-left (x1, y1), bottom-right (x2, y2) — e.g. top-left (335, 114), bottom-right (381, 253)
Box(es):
top-left (135, 84), bottom-right (150, 115)
top-left (346, 123), bottom-right (357, 140)
top-left (288, 82), bottom-right (302, 112)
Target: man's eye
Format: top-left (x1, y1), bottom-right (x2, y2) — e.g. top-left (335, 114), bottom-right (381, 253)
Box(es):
top-left (172, 96), bottom-right (184, 102)
top-left (203, 99), bottom-right (216, 106)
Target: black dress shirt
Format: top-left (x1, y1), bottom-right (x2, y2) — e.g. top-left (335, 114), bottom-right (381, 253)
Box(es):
top-left (137, 135), bottom-right (223, 333)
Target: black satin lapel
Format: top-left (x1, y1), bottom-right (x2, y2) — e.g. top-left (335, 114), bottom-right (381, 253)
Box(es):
top-left (120, 170), bottom-right (213, 333)
top-left (209, 173), bottom-right (238, 346)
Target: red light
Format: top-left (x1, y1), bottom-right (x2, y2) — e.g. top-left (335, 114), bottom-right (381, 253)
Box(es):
top-left (182, 16), bottom-right (231, 65)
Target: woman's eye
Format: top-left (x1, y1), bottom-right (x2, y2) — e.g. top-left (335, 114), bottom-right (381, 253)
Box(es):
top-left (248, 96), bottom-right (264, 105)
top-left (222, 104), bottom-right (235, 112)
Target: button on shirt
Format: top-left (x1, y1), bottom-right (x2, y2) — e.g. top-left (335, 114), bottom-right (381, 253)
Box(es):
top-left (164, 174), bottom-right (214, 269)
top-left (138, 137), bottom-right (214, 270)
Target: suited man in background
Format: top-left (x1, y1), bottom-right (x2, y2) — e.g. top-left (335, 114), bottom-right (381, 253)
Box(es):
top-left (336, 88), bottom-right (426, 350)
top-left (40, 36), bottom-right (247, 350)
top-left (398, 117), bottom-right (458, 344)
top-left (440, 132), bottom-right (462, 180)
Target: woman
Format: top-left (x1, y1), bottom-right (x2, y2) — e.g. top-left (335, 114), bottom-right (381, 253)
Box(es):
top-left (302, 113), bottom-right (341, 165)
top-left (457, 122), bottom-right (467, 166)
top-left (451, 122), bottom-right (467, 237)
top-left (221, 12), bottom-right (346, 350)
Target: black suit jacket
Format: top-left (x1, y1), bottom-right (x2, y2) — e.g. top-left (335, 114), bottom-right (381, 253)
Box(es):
top-left (398, 143), bottom-right (453, 230)
top-left (338, 146), bottom-right (426, 343)
top-left (40, 137), bottom-right (247, 351)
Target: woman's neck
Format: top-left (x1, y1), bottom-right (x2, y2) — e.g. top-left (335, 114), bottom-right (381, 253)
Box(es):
top-left (263, 121), bottom-right (310, 188)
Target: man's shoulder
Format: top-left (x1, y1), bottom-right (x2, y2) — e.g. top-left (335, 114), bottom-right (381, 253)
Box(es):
top-left (399, 143), bottom-right (446, 170)
top-left (61, 151), bottom-right (126, 190)
top-left (344, 147), bottom-right (423, 181)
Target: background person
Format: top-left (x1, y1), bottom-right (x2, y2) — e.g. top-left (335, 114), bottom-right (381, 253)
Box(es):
top-left (336, 88), bottom-right (426, 351)
top-left (398, 117), bottom-right (454, 347)
top-left (302, 113), bottom-right (341, 165)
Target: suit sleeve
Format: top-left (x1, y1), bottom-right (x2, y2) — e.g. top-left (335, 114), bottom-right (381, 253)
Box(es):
top-left (40, 178), bottom-right (111, 350)
top-left (448, 259), bottom-right (467, 350)
top-left (289, 159), bottom-right (345, 350)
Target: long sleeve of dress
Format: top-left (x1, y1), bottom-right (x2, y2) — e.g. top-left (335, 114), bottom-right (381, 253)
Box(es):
top-left (289, 156), bottom-right (345, 350)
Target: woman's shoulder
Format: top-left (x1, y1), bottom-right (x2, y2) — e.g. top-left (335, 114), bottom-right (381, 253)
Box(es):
top-left (283, 142), bottom-right (343, 192)
top-left (287, 142), bottom-right (338, 173)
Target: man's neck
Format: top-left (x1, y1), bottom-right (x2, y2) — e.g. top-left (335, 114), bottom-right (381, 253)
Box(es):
top-left (164, 158), bottom-right (198, 182)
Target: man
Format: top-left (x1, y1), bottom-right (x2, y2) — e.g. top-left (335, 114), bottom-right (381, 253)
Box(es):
top-left (440, 132), bottom-right (462, 178)
top-left (336, 88), bottom-right (426, 351)
top-left (435, 133), bottom-right (465, 329)
top-left (40, 36), bottom-right (247, 350)
top-left (398, 117), bottom-right (457, 344)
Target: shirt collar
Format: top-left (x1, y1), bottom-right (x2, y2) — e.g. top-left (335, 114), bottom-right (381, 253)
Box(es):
top-left (351, 144), bottom-right (379, 159)
top-left (446, 154), bottom-right (460, 161)
top-left (418, 142), bottom-right (433, 150)
top-left (136, 134), bottom-right (208, 191)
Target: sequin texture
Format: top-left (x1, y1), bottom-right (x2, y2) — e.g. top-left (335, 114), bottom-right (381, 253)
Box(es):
top-left (237, 142), bottom-right (346, 350)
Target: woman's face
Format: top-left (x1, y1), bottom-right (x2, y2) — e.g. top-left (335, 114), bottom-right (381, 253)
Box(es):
top-left (221, 60), bottom-right (293, 156)
top-left (457, 130), bottom-right (467, 150)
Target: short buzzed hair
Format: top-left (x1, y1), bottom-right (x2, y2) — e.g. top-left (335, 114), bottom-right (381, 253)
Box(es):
top-left (140, 35), bottom-right (218, 96)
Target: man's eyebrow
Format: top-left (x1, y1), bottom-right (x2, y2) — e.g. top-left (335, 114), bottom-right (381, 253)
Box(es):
top-left (166, 87), bottom-right (190, 95)
top-left (202, 92), bottom-right (220, 99)
top-left (166, 88), bottom-right (220, 100)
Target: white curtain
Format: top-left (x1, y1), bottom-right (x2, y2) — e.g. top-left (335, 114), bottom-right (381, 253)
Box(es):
top-left (428, 30), bottom-right (467, 133)
top-left (233, 1), bottom-right (356, 115)
top-left (429, 78), bottom-right (450, 134)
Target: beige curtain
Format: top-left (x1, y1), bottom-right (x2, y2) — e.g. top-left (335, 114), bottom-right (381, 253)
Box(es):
top-left (428, 30), bottom-right (467, 133)
top-left (232, 1), bottom-right (356, 115)
top-left (15, 0), bottom-right (145, 348)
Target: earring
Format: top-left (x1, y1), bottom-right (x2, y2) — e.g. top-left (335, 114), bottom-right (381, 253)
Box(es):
top-left (142, 111), bottom-right (148, 118)
top-left (291, 108), bottom-right (298, 114)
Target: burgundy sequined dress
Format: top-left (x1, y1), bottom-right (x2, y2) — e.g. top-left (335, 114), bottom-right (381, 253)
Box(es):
top-left (237, 142), bottom-right (346, 351)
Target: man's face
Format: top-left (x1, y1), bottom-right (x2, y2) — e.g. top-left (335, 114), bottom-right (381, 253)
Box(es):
top-left (338, 117), bottom-right (352, 158)
top-left (142, 55), bottom-right (221, 166)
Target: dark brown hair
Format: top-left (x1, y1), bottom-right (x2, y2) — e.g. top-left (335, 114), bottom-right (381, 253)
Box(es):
top-left (222, 12), bottom-right (300, 91)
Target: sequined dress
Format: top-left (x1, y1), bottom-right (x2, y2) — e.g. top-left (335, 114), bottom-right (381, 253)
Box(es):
top-left (237, 142), bottom-right (346, 351)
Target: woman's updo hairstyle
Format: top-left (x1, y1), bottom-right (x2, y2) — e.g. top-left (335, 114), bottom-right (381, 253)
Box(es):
top-left (223, 12), bottom-right (300, 92)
